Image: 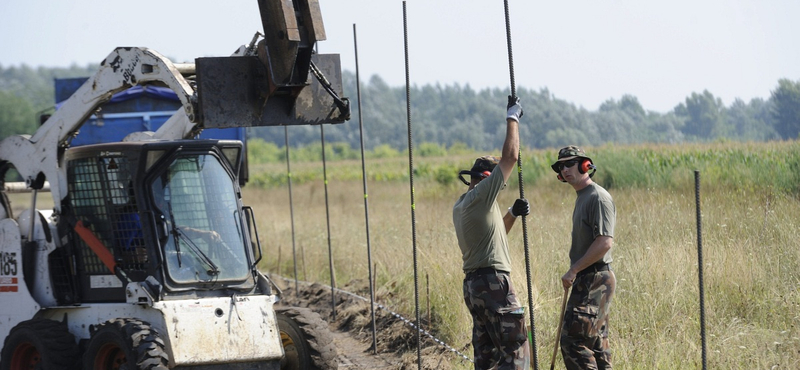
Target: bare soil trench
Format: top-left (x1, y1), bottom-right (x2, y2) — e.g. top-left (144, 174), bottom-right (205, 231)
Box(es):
top-left (272, 276), bottom-right (466, 370)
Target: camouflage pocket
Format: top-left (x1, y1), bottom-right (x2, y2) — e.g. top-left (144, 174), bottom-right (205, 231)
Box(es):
top-left (496, 306), bottom-right (527, 344)
top-left (565, 304), bottom-right (599, 339)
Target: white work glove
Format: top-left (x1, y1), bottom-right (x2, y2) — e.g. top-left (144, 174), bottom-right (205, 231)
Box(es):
top-left (507, 95), bottom-right (523, 123)
top-left (509, 198), bottom-right (530, 218)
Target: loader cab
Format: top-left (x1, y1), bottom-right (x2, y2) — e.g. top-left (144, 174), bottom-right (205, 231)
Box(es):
top-left (148, 145), bottom-right (251, 288)
top-left (58, 140), bottom-right (259, 304)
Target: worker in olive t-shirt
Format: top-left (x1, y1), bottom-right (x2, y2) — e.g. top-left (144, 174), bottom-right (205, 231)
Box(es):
top-left (453, 97), bottom-right (530, 370)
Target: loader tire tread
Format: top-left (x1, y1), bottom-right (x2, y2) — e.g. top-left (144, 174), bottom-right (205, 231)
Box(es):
top-left (83, 318), bottom-right (169, 370)
top-left (275, 307), bottom-right (338, 370)
top-left (1, 319), bottom-right (78, 370)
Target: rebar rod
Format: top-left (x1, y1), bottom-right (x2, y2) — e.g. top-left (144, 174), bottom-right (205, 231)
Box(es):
top-left (402, 3), bottom-right (422, 369)
top-left (285, 127), bottom-right (299, 295)
top-left (503, 1), bottom-right (539, 368)
top-left (320, 125), bottom-right (337, 320)
top-left (695, 170), bottom-right (708, 370)
top-left (353, 23), bottom-right (378, 354)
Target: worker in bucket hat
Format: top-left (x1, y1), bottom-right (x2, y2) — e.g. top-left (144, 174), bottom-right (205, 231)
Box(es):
top-left (552, 145), bottom-right (616, 370)
top-left (453, 96), bottom-right (530, 370)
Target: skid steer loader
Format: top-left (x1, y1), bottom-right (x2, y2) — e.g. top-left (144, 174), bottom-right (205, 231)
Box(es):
top-left (0, 1), bottom-right (348, 369)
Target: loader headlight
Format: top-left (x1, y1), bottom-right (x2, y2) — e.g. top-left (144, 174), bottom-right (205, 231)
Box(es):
top-left (220, 147), bottom-right (241, 170)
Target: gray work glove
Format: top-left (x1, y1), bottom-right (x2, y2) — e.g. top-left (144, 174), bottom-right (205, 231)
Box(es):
top-left (507, 95), bottom-right (523, 123)
top-left (509, 198), bottom-right (530, 218)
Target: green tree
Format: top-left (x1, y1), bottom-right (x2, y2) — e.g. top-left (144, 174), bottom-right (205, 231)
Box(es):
top-left (597, 95), bottom-right (646, 144)
top-left (247, 138), bottom-right (282, 164)
top-left (646, 113), bottom-right (684, 144)
top-left (675, 90), bottom-right (725, 139)
top-left (770, 78), bottom-right (800, 139)
top-left (727, 98), bottom-right (778, 141)
top-left (0, 90), bottom-right (37, 140)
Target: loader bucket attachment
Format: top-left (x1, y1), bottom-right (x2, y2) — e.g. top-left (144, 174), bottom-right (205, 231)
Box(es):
top-left (195, 0), bottom-right (348, 128)
top-left (195, 53), bottom-right (347, 127)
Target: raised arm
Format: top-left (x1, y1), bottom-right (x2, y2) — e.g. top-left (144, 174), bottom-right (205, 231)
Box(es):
top-left (498, 96), bottom-right (522, 183)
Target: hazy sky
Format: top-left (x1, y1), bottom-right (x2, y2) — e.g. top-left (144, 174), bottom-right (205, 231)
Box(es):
top-left (1, 0), bottom-right (798, 113)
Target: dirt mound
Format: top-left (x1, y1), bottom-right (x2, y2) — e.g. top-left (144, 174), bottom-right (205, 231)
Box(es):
top-left (274, 277), bottom-right (463, 370)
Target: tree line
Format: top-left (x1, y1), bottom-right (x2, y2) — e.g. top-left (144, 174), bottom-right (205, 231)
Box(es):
top-left (2, 63), bottom-right (799, 150)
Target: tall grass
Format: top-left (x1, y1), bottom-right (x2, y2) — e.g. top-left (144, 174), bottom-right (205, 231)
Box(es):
top-left (245, 141), bottom-right (800, 369)
top-left (249, 141), bottom-right (800, 195)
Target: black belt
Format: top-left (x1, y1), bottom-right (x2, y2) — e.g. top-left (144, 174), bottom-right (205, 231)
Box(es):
top-left (576, 262), bottom-right (610, 277)
top-left (465, 267), bottom-right (507, 278)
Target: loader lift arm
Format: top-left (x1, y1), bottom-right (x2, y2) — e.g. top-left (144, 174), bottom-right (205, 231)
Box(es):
top-left (0, 47), bottom-right (197, 211)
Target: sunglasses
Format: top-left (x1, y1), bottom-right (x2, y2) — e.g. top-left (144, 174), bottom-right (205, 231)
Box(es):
top-left (551, 159), bottom-right (580, 172)
top-left (458, 170), bottom-right (491, 186)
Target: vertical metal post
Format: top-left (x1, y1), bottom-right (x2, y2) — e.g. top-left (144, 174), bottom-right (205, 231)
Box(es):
top-left (503, 1), bottom-right (538, 368)
top-left (695, 170), bottom-right (708, 370)
top-left (285, 127), bottom-right (299, 295)
top-left (503, 0), bottom-right (517, 97)
top-left (426, 273), bottom-right (431, 328)
top-left (353, 23), bottom-right (378, 354)
top-left (320, 125), bottom-right (337, 320)
top-left (402, 3), bottom-right (422, 369)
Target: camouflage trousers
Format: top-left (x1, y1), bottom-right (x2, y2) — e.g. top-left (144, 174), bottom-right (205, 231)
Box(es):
top-left (560, 269), bottom-right (616, 370)
top-left (463, 270), bottom-right (530, 370)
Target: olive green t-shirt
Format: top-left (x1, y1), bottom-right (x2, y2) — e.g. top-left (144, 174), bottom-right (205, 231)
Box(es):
top-left (453, 166), bottom-right (512, 273)
top-left (570, 182), bottom-right (615, 265)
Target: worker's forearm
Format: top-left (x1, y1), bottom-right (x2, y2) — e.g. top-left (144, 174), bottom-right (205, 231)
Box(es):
top-left (502, 119), bottom-right (519, 161)
top-left (498, 118), bottom-right (519, 182)
top-left (503, 211), bottom-right (516, 233)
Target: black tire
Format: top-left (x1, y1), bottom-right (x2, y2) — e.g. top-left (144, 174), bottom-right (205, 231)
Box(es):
top-left (1, 319), bottom-right (78, 370)
top-left (82, 319), bottom-right (169, 370)
top-left (275, 307), bottom-right (337, 370)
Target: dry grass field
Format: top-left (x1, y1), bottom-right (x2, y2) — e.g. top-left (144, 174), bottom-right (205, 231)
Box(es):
top-left (244, 145), bottom-right (800, 369)
top-left (4, 142), bottom-right (798, 369)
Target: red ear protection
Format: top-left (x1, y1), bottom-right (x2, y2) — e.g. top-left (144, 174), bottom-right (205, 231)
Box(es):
top-left (578, 159), bottom-right (592, 174)
top-left (556, 159), bottom-right (595, 182)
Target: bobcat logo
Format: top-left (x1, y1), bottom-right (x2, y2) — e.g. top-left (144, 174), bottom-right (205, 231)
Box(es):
top-left (109, 55), bottom-right (122, 73)
top-left (107, 53), bottom-right (140, 84)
